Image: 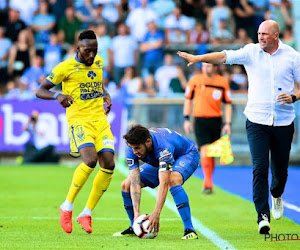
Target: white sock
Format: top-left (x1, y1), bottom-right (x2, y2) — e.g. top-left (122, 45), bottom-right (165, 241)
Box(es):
top-left (60, 199), bottom-right (73, 211)
top-left (78, 206), bottom-right (92, 217)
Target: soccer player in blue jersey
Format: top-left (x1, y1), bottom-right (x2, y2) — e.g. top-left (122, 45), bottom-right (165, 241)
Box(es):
top-left (36, 30), bottom-right (115, 234)
top-left (113, 124), bottom-right (199, 239)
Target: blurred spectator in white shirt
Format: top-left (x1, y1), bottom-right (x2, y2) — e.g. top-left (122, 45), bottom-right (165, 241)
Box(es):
top-left (164, 4), bottom-right (194, 45)
top-left (126, 0), bottom-right (158, 42)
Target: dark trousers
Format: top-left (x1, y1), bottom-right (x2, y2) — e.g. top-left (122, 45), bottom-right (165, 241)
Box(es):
top-left (23, 142), bottom-right (60, 163)
top-left (246, 119), bottom-right (294, 223)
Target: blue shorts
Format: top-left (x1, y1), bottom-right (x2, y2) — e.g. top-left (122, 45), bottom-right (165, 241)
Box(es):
top-left (140, 148), bottom-right (200, 188)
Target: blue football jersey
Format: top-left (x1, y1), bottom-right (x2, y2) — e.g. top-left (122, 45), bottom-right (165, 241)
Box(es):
top-left (126, 127), bottom-right (197, 170)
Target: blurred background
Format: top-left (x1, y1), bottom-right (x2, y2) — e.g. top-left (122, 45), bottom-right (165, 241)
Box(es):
top-left (0, 0), bottom-right (300, 165)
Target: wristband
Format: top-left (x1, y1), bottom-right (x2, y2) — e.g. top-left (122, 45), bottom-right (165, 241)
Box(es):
top-left (53, 92), bottom-right (60, 99)
top-left (184, 115), bottom-right (190, 121)
top-left (224, 122), bottom-right (231, 126)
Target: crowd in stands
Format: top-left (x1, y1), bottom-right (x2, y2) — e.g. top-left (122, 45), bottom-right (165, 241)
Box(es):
top-left (0, 0), bottom-right (295, 100)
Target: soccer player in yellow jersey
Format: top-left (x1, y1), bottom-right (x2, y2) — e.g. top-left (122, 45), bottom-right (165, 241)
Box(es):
top-left (36, 30), bottom-right (115, 234)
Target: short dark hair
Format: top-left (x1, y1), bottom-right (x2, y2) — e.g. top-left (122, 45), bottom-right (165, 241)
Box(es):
top-left (78, 30), bottom-right (96, 41)
top-left (123, 124), bottom-right (151, 145)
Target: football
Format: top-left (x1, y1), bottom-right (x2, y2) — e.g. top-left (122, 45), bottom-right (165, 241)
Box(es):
top-left (132, 214), bottom-right (158, 239)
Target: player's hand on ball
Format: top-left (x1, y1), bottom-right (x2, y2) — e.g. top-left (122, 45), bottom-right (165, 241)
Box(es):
top-left (57, 94), bottom-right (75, 108)
top-left (145, 212), bottom-right (160, 233)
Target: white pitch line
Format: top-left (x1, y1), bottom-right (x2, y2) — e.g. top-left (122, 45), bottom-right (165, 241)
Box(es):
top-left (283, 201), bottom-right (300, 213)
top-left (117, 164), bottom-right (237, 250)
top-left (0, 217), bottom-right (180, 221)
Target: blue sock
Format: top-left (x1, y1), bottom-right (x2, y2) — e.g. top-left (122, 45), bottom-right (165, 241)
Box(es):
top-left (170, 185), bottom-right (194, 231)
top-left (121, 191), bottom-right (134, 227)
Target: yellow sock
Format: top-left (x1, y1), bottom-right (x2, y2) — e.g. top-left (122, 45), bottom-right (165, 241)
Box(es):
top-left (86, 167), bottom-right (114, 210)
top-left (66, 162), bottom-right (94, 203)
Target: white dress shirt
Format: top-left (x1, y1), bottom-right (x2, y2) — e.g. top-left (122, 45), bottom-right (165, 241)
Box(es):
top-left (224, 41), bottom-right (300, 126)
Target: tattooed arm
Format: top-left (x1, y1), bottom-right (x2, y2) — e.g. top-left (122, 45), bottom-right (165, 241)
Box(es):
top-left (129, 167), bottom-right (142, 220)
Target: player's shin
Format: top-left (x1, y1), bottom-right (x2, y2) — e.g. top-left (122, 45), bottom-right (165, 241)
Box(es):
top-left (170, 185), bottom-right (195, 231)
top-left (66, 162), bottom-right (94, 204)
top-left (86, 167), bottom-right (114, 209)
top-left (122, 191), bottom-right (134, 226)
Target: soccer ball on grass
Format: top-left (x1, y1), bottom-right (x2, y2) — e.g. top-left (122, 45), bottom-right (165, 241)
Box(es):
top-left (132, 214), bottom-right (158, 239)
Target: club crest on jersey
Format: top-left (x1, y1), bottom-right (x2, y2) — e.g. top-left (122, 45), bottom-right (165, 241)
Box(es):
top-left (76, 126), bottom-right (85, 142)
top-left (159, 148), bottom-right (172, 162)
top-left (88, 71), bottom-right (96, 79)
top-left (49, 73), bottom-right (54, 80)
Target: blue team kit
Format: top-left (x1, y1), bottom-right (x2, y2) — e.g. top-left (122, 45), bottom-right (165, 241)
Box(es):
top-left (126, 128), bottom-right (200, 188)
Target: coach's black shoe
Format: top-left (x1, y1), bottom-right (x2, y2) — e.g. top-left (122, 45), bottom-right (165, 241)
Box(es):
top-left (113, 226), bottom-right (135, 236)
top-left (181, 229), bottom-right (198, 240)
top-left (258, 214), bottom-right (270, 235)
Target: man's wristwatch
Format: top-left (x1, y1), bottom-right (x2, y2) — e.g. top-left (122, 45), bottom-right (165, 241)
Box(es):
top-left (291, 94), bottom-right (297, 103)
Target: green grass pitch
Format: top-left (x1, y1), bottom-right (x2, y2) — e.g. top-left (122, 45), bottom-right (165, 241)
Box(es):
top-left (0, 163), bottom-right (299, 249)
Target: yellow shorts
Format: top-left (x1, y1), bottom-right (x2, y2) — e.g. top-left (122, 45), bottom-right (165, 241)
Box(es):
top-left (69, 119), bottom-right (115, 158)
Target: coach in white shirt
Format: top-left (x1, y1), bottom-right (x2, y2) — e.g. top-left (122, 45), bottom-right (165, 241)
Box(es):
top-left (177, 20), bottom-right (300, 235)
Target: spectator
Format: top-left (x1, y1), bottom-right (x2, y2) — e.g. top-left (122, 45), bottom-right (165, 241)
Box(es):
top-left (247, 0), bottom-right (269, 29)
top-left (8, 29), bottom-right (36, 80)
top-left (140, 20), bottom-right (164, 77)
top-left (108, 23), bottom-right (139, 86)
top-left (63, 45), bottom-right (76, 61)
top-left (23, 110), bottom-right (60, 163)
top-left (143, 73), bottom-right (157, 97)
top-left (154, 53), bottom-right (182, 96)
top-left (267, 0), bottom-right (293, 34)
top-left (232, 0), bottom-right (256, 41)
top-left (165, 4), bottom-right (194, 45)
top-left (179, 0), bottom-right (208, 24)
top-left (94, 0), bottom-right (121, 24)
top-left (31, 0), bottom-right (56, 50)
top-left (20, 55), bottom-right (45, 95)
top-left (125, 0), bottom-right (158, 42)
top-left (206, 0), bottom-right (235, 38)
top-left (92, 4), bottom-right (115, 37)
top-left (0, 26), bottom-right (12, 93)
top-left (44, 33), bottom-right (62, 75)
top-left (75, 0), bottom-right (94, 29)
top-left (210, 19), bottom-right (234, 46)
top-left (58, 6), bottom-right (82, 48)
top-left (4, 7), bottom-right (27, 43)
top-left (150, 0), bottom-right (175, 29)
top-left (191, 21), bottom-right (209, 44)
top-left (5, 77), bottom-right (35, 100)
top-left (9, 0), bottom-right (38, 26)
top-left (49, 0), bottom-right (68, 27)
top-left (281, 25), bottom-right (295, 49)
top-left (95, 23), bottom-right (111, 69)
top-left (230, 65), bottom-right (248, 92)
top-left (234, 28), bottom-right (253, 44)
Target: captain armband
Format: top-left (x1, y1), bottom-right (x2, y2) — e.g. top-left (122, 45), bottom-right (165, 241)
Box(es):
top-left (159, 162), bottom-right (172, 173)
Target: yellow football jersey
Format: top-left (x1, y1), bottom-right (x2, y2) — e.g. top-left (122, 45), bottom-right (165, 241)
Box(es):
top-left (46, 55), bottom-right (106, 122)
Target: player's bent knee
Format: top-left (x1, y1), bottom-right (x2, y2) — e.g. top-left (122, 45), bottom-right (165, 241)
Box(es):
top-left (84, 158), bottom-right (98, 168)
top-left (121, 178), bottom-right (130, 192)
top-left (169, 172), bottom-right (183, 187)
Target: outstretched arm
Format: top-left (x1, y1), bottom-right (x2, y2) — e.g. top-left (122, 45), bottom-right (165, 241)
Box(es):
top-left (177, 51), bottom-right (227, 67)
top-left (130, 167), bottom-right (142, 220)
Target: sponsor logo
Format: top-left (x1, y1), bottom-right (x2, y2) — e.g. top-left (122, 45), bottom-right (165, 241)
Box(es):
top-left (103, 139), bottom-right (114, 147)
top-left (88, 71), bottom-right (96, 79)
